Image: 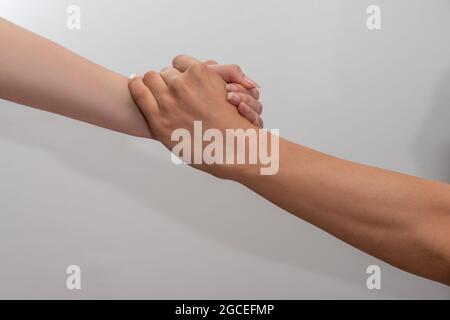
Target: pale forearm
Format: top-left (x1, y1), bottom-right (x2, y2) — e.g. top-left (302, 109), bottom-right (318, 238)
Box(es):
top-left (236, 138), bottom-right (450, 284)
top-left (0, 18), bottom-right (151, 138)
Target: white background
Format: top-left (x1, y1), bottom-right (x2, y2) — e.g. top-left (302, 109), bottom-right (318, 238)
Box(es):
top-left (0, 0), bottom-right (449, 298)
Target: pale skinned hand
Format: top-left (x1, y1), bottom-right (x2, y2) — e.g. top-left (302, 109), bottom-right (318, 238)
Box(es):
top-left (171, 55), bottom-right (264, 128)
top-left (128, 61), bottom-right (258, 178)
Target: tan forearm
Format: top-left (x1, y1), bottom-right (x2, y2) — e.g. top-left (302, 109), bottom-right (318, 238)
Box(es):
top-left (0, 18), bottom-right (151, 138)
top-left (235, 137), bottom-right (450, 284)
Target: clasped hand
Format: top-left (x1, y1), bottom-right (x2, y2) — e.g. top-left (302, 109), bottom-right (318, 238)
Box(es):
top-left (128, 55), bottom-right (264, 177)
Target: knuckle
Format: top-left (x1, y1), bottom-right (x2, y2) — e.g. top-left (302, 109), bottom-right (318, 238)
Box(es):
top-left (187, 61), bottom-right (207, 77)
top-left (172, 54), bottom-right (186, 67)
top-left (143, 71), bottom-right (158, 86)
top-left (190, 60), bottom-right (203, 70)
top-left (168, 77), bottom-right (185, 93)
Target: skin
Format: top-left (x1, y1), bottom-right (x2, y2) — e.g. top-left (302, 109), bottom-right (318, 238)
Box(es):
top-left (129, 58), bottom-right (450, 285)
top-left (0, 18), bottom-right (263, 138)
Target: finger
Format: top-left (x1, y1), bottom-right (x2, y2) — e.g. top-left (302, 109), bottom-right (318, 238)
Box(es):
top-left (142, 71), bottom-right (168, 104)
top-left (208, 64), bottom-right (260, 89)
top-left (160, 67), bottom-right (182, 86)
top-left (227, 92), bottom-right (263, 115)
top-left (238, 102), bottom-right (263, 127)
top-left (128, 75), bottom-right (159, 120)
top-left (204, 59), bottom-right (218, 66)
top-left (257, 116), bottom-right (264, 128)
top-left (172, 55), bottom-right (217, 71)
top-left (173, 55), bottom-right (260, 89)
top-left (226, 83), bottom-right (260, 100)
top-left (172, 54), bottom-right (199, 72)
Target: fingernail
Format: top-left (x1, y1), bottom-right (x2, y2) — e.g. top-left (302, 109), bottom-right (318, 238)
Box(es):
top-left (226, 84), bottom-right (235, 91)
top-left (129, 73), bottom-right (141, 80)
top-left (227, 92), bottom-right (240, 103)
top-left (243, 76), bottom-right (260, 88)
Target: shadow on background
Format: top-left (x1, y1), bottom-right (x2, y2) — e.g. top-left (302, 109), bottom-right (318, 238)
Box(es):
top-left (414, 71), bottom-right (450, 183)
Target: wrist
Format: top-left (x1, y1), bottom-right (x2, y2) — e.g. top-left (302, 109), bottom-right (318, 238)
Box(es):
top-left (219, 132), bottom-right (286, 183)
top-left (219, 162), bottom-right (261, 183)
